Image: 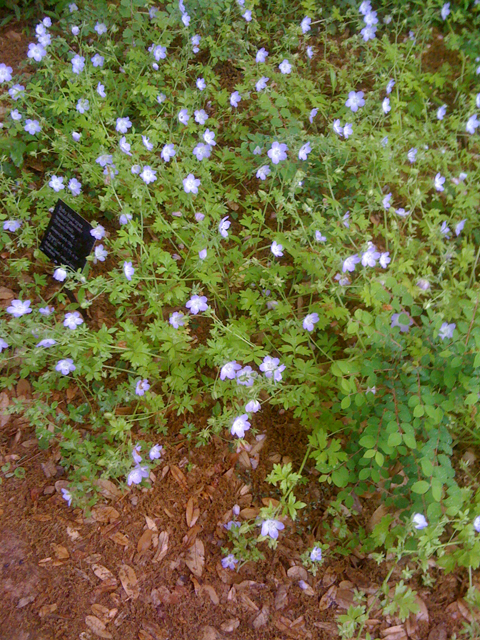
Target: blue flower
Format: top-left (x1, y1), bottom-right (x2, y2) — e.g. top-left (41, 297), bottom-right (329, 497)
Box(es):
top-left (242, 10), bottom-right (252, 21)
top-left (3, 220), bottom-right (22, 232)
top-left (260, 519), bottom-right (284, 539)
top-left (438, 322), bottom-right (455, 340)
top-left (123, 261), bottom-right (134, 281)
top-left (268, 141), bottom-right (288, 164)
top-left (255, 76), bottom-right (269, 91)
top-left (221, 554), bottom-right (238, 570)
top-left (342, 255), bottom-right (360, 273)
top-left (64, 311), bottom-right (83, 330)
top-left (194, 109), bottom-right (208, 124)
top-left (55, 358), bottom-right (76, 375)
top-left (8, 84), bottom-right (25, 100)
top-left (382, 97), bottom-right (391, 114)
top-left (391, 313), bottom-right (413, 333)
top-left (24, 119), bottom-right (41, 135)
top-left (142, 135), bottom-right (153, 151)
top-left (152, 45), bottom-right (167, 61)
top-left (91, 53), bottom-right (104, 67)
top-left (219, 216), bottom-right (231, 238)
top-left (76, 98), bottom-right (89, 114)
top-left (256, 48), bottom-right (268, 63)
top-left (455, 219), bottom-right (466, 236)
top-left (345, 91), bottom-right (365, 112)
top-left (230, 91), bottom-right (241, 107)
top-left (440, 3), bottom-right (450, 20)
top-left (169, 312), bottom-right (185, 328)
top-left (186, 294), bottom-right (208, 314)
top-left (7, 300), bottom-right (32, 317)
top-left (412, 513), bottom-right (428, 530)
top-left (71, 54), bottom-right (85, 73)
top-left (0, 63), bottom-right (13, 82)
top-left (97, 82), bottom-right (106, 97)
top-left (178, 108), bottom-right (189, 125)
top-left (231, 414), bottom-right (250, 438)
top-left (303, 313), bottom-right (319, 331)
top-left (196, 77), bottom-right (206, 90)
top-left (386, 79), bottom-right (395, 94)
top-left (68, 177), bottom-right (82, 196)
top-left (49, 175), bottom-right (65, 192)
top-left (256, 165), bottom-right (270, 180)
top-left (301, 16), bottom-right (311, 33)
top-left (271, 241), bottom-right (283, 257)
top-left (434, 173), bottom-right (446, 192)
top-left (135, 379), bottom-right (150, 396)
top-left (161, 144), bottom-right (176, 162)
top-left (183, 174), bottom-right (201, 194)
top-left (298, 142), bottom-right (311, 160)
top-left (278, 59), bottom-right (292, 74)
top-left (140, 166), bottom-right (157, 185)
top-left (220, 361), bottom-right (242, 380)
top-left (437, 104), bottom-right (447, 120)
top-left (116, 117), bottom-right (132, 133)
top-left (28, 43), bottom-right (47, 62)
top-left (408, 148), bottom-right (417, 163)
top-left (94, 22), bottom-right (107, 35)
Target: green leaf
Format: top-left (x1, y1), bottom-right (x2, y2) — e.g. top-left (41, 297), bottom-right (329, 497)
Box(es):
top-left (332, 466), bottom-right (350, 487)
top-left (387, 432), bottom-right (402, 447)
top-left (412, 481), bottom-right (430, 495)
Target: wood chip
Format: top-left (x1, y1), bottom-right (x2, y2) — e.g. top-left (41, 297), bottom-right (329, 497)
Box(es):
top-left (137, 529), bottom-right (153, 554)
top-left (145, 516), bottom-right (158, 532)
top-left (85, 615), bottom-right (113, 639)
top-left (185, 538), bottom-right (205, 577)
top-left (118, 565), bottom-right (140, 600)
top-left (153, 531), bottom-right (169, 563)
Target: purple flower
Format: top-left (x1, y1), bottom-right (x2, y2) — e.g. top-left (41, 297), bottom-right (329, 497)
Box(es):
top-left (55, 358), bottom-right (76, 375)
top-left (140, 166), bottom-right (157, 184)
top-left (408, 148), bottom-right (417, 163)
top-left (220, 361), bottom-right (242, 380)
top-left (412, 513), bottom-right (428, 530)
top-left (309, 108), bottom-right (318, 123)
top-left (97, 82), bottom-right (106, 97)
top-left (236, 365), bottom-right (256, 387)
top-left (345, 91), bottom-right (365, 112)
top-left (268, 141), bottom-right (288, 165)
top-left (303, 313), bottom-right (319, 332)
top-left (161, 143), bottom-right (176, 162)
top-left (194, 109), bottom-right (208, 124)
top-left (64, 311), bottom-right (83, 330)
top-left (256, 48), bottom-right (268, 63)
top-left (438, 322), bottom-right (455, 340)
top-left (193, 143), bottom-right (211, 161)
top-left (271, 241), bottom-right (283, 257)
top-left (315, 231), bottom-right (326, 242)
top-left (379, 252), bottom-right (391, 268)
top-left (231, 414), bottom-right (251, 438)
top-left (61, 488), bottom-right (72, 506)
top-left (301, 16), bottom-right (311, 33)
top-left (230, 91), bottom-right (241, 107)
top-left (68, 177), bottom-right (82, 196)
top-left (434, 173), bottom-right (445, 192)
top-left (298, 142), bottom-right (311, 160)
top-left (196, 77), bottom-right (206, 90)
top-left (466, 114), bottom-right (479, 135)
top-left (186, 294), bottom-right (208, 314)
top-left (71, 54), bottom-right (85, 74)
top-left (221, 554), bottom-right (238, 570)
top-left (382, 97), bottom-right (391, 114)
top-left (24, 119), bottom-right (41, 135)
top-left (76, 98), bottom-right (89, 113)
top-left (440, 3), bottom-right (450, 20)
top-left (386, 79), bottom-right (395, 94)
top-left (361, 243), bottom-right (380, 267)
top-left (455, 219), bottom-right (466, 236)
top-left (437, 104), bottom-right (447, 120)
top-left (9, 84), bottom-right (25, 100)
top-left (440, 221), bottom-right (450, 238)
top-left (127, 465), bottom-right (149, 485)
top-left (0, 63), bottom-right (13, 82)
top-left (123, 261), bottom-right (134, 280)
top-left (94, 244), bottom-right (108, 262)
top-left (91, 53), bottom-right (104, 67)
top-left (242, 9), bottom-right (252, 21)
top-left (49, 175), bottom-right (64, 192)
top-left (7, 299), bottom-right (32, 317)
top-left (260, 356), bottom-right (285, 382)
top-left (183, 174), bottom-right (201, 194)
top-left (152, 45), bottom-right (167, 61)
top-left (149, 444), bottom-right (163, 460)
top-left (95, 22), bottom-right (107, 35)
top-left (260, 519), bottom-right (285, 539)
top-left (310, 547), bottom-right (322, 562)
top-left (219, 216), bottom-right (231, 238)
top-left (278, 59), bottom-right (292, 74)
top-left (342, 254), bottom-right (360, 273)
top-left (391, 313), bottom-right (413, 333)
top-left (255, 76), bottom-right (269, 91)
top-left (135, 379), bottom-right (150, 396)
top-left (245, 399), bottom-right (261, 413)
top-left (28, 43), bottom-right (46, 62)
top-left (116, 117), bottom-right (132, 134)
top-left (178, 109), bottom-right (189, 125)
top-left (53, 267), bottom-right (67, 282)
top-left (169, 312), bottom-right (185, 328)
top-left (256, 165), bottom-right (270, 180)
top-left (3, 220), bottom-right (22, 232)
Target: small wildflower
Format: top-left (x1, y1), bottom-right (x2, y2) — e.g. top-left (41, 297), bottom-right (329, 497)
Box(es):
top-left (149, 444), bottom-right (163, 460)
top-left (412, 513), bottom-right (428, 530)
top-left (169, 312), bottom-right (186, 328)
top-left (303, 313), bottom-right (319, 332)
top-left (53, 267), bottom-right (67, 282)
top-left (231, 414), bottom-right (251, 438)
top-left (271, 241), bottom-right (283, 257)
top-left (310, 547), bottom-right (322, 562)
top-left (438, 322), bottom-right (455, 340)
top-left (260, 519), bottom-right (285, 539)
top-left (135, 379), bottom-right (150, 396)
top-left (186, 294), bottom-right (208, 314)
top-left (55, 358), bottom-right (76, 375)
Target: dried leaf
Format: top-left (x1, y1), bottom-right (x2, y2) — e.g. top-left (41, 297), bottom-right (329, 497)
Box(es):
top-left (0, 287), bottom-right (14, 300)
top-left (367, 504), bottom-right (389, 533)
top-left (137, 529), bottom-right (153, 554)
top-left (153, 531), bottom-right (169, 563)
top-left (91, 506), bottom-right (120, 523)
top-left (186, 497), bottom-right (195, 527)
top-left (275, 584), bottom-right (289, 610)
top-left (220, 618), bottom-right (240, 633)
top-left (319, 585), bottom-right (337, 611)
top-left (109, 532), bottom-right (129, 546)
top-left (251, 606), bottom-right (269, 629)
top-left (170, 465), bottom-right (187, 489)
top-left (287, 566), bottom-right (308, 582)
top-left (199, 627), bottom-right (225, 640)
top-left (92, 564), bottom-right (117, 584)
top-left (85, 615), bottom-right (113, 639)
top-left (118, 565), bottom-right (140, 600)
top-left (336, 587), bottom-right (354, 609)
top-left (380, 626), bottom-right (407, 640)
top-left (322, 566), bottom-right (337, 588)
top-left (238, 450), bottom-right (251, 469)
top-left (202, 584), bottom-right (219, 605)
top-left (145, 516), bottom-right (158, 532)
top-left (91, 604), bottom-right (111, 623)
top-left (66, 526), bottom-right (81, 541)
top-left (261, 497), bottom-right (280, 508)
top-left (183, 524), bottom-right (201, 548)
top-left (239, 507), bottom-right (259, 519)
top-left (185, 539), bottom-right (205, 577)
top-left (151, 586), bottom-right (180, 606)
top-left (16, 379), bottom-right (31, 398)
top-left (39, 604), bottom-right (57, 617)
top-left (52, 544), bottom-right (69, 560)
top-left (0, 392), bottom-right (11, 428)
top-left (94, 479), bottom-right (122, 501)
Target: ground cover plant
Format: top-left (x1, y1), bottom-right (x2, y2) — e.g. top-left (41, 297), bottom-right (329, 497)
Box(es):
top-left (1, 0), bottom-right (480, 628)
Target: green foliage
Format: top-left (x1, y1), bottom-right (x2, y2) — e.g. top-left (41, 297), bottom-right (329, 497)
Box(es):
top-left (0, 0), bottom-right (480, 574)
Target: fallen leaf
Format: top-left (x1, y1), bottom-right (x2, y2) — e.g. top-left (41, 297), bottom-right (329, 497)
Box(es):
top-left (183, 524), bottom-right (201, 548)
top-left (186, 497), bottom-right (194, 526)
top-left (145, 516), bottom-right (158, 532)
top-left (170, 465), bottom-right (187, 489)
top-left (0, 287), bottom-right (14, 300)
top-left (220, 618), bottom-right (240, 633)
top-left (239, 507), bottom-right (259, 519)
top-left (287, 566), bottom-right (308, 582)
top-left (66, 526), bottom-right (81, 541)
top-left (118, 565), bottom-right (139, 600)
top-left (427, 624), bottom-right (447, 640)
top-left (322, 566), bottom-right (337, 588)
top-left (16, 379), bottom-right (31, 398)
top-left (92, 564), bottom-right (117, 583)
top-left (94, 479), bottom-right (122, 501)
top-left (52, 544), bottom-right (69, 560)
top-left (202, 584), bottom-right (219, 605)
top-left (137, 529), bottom-right (153, 554)
top-left (85, 615), bottom-right (113, 639)
top-left (261, 497), bottom-right (280, 508)
top-left (380, 626), bottom-right (408, 640)
top-left (91, 604), bottom-right (111, 623)
top-left (151, 586), bottom-right (180, 606)
top-left (0, 392), bottom-right (11, 428)
top-left (91, 506), bottom-right (120, 523)
top-left (109, 532), bottom-right (130, 546)
top-left (275, 584), bottom-right (289, 610)
top-left (185, 539), bottom-right (205, 577)
top-left (319, 585), bottom-right (337, 611)
top-left (238, 450), bottom-right (251, 468)
top-left (39, 604), bottom-right (57, 617)
top-left (336, 587), bottom-right (354, 609)
top-left (299, 581), bottom-right (315, 596)
top-left (153, 531), bottom-right (169, 563)
top-left (251, 606), bottom-right (269, 629)
top-left (199, 627), bottom-right (225, 640)
top-left (17, 596), bottom-right (35, 609)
